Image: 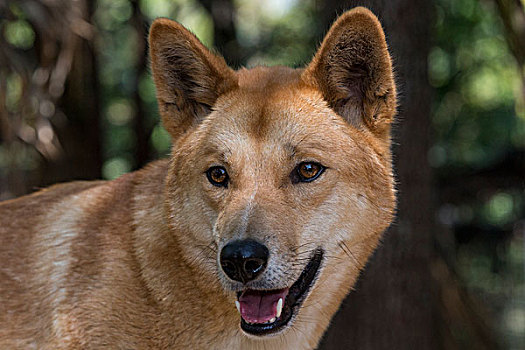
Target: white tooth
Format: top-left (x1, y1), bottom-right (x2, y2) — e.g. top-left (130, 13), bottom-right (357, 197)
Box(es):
top-left (276, 298), bottom-right (283, 318)
top-left (235, 301), bottom-right (241, 314)
top-left (269, 317), bottom-right (276, 323)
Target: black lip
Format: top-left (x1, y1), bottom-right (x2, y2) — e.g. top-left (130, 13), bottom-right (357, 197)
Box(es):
top-left (240, 249), bottom-right (324, 336)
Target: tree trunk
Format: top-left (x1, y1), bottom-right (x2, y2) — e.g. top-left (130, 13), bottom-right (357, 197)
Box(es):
top-left (197, 0), bottom-right (244, 67)
top-left (317, 1), bottom-right (437, 349)
top-left (131, 0), bottom-right (151, 169)
top-left (39, 0), bottom-right (102, 185)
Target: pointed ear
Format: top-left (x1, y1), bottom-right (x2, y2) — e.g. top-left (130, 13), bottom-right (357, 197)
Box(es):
top-left (303, 7), bottom-right (396, 137)
top-left (149, 18), bottom-right (238, 138)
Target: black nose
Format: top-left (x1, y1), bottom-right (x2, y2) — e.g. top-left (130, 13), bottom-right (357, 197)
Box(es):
top-left (220, 239), bottom-right (269, 283)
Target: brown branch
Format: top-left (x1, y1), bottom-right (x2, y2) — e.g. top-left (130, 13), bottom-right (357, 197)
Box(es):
top-left (0, 0), bottom-right (98, 196)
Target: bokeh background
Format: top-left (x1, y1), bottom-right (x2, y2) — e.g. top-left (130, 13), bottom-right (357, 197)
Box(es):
top-left (0, 0), bottom-right (524, 348)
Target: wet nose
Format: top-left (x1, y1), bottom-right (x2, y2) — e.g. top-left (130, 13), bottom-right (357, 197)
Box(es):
top-left (220, 239), bottom-right (269, 283)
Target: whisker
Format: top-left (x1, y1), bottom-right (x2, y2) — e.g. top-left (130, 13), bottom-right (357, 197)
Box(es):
top-left (338, 241), bottom-right (359, 266)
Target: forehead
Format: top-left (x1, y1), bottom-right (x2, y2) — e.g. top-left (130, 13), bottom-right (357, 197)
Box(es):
top-left (200, 68), bottom-right (351, 160)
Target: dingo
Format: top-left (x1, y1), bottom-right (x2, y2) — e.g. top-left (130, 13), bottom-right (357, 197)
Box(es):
top-left (0, 7), bottom-right (396, 349)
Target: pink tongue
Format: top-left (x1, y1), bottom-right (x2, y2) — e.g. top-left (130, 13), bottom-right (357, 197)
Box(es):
top-left (238, 288), bottom-right (289, 324)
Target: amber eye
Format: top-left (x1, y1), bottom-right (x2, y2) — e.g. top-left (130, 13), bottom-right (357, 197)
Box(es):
top-left (206, 166), bottom-right (229, 187)
top-left (292, 162), bottom-right (325, 183)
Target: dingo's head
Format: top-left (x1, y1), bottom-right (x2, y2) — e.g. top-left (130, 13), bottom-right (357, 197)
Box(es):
top-left (149, 7), bottom-right (396, 337)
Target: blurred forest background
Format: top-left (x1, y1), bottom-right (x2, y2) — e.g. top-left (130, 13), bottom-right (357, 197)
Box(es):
top-left (0, 0), bottom-right (524, 348)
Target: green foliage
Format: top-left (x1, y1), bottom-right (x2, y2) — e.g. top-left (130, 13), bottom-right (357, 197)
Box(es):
top-left (484, 192), bottom-right (515, 226)
top-left (5, 73), bottom-right (23, 112)
top-left (150, 124), bottom-right (171, 155)
top-left (236, 0), bottom-right (317, 67)
top-left (433, 0), bottom-right (525, 346)
top-left (3, 20), bottom-right (34, 49)
top-left (106, 99), bottom-right (134, 126)
top-left (431, 0), bottom-right (524, 169)
top-left (102, 156), bottom-right (132, 180)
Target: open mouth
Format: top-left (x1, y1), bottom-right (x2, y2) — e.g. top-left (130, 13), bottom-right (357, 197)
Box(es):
top-left (235, 249), bottom-right (323, 336)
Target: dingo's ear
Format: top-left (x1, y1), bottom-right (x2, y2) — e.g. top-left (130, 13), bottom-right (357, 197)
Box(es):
top-left (304, 7), bottom-right (396, 137)
top-left (149, 19), bottom-right (238, 138)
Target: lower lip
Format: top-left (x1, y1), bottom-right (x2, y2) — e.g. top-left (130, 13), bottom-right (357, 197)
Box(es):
top-left (239, 249), bottom-right (324, 336)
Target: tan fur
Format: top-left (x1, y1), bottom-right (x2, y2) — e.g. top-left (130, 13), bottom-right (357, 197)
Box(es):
top-left (0, 7), bottom-right (396, 349)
